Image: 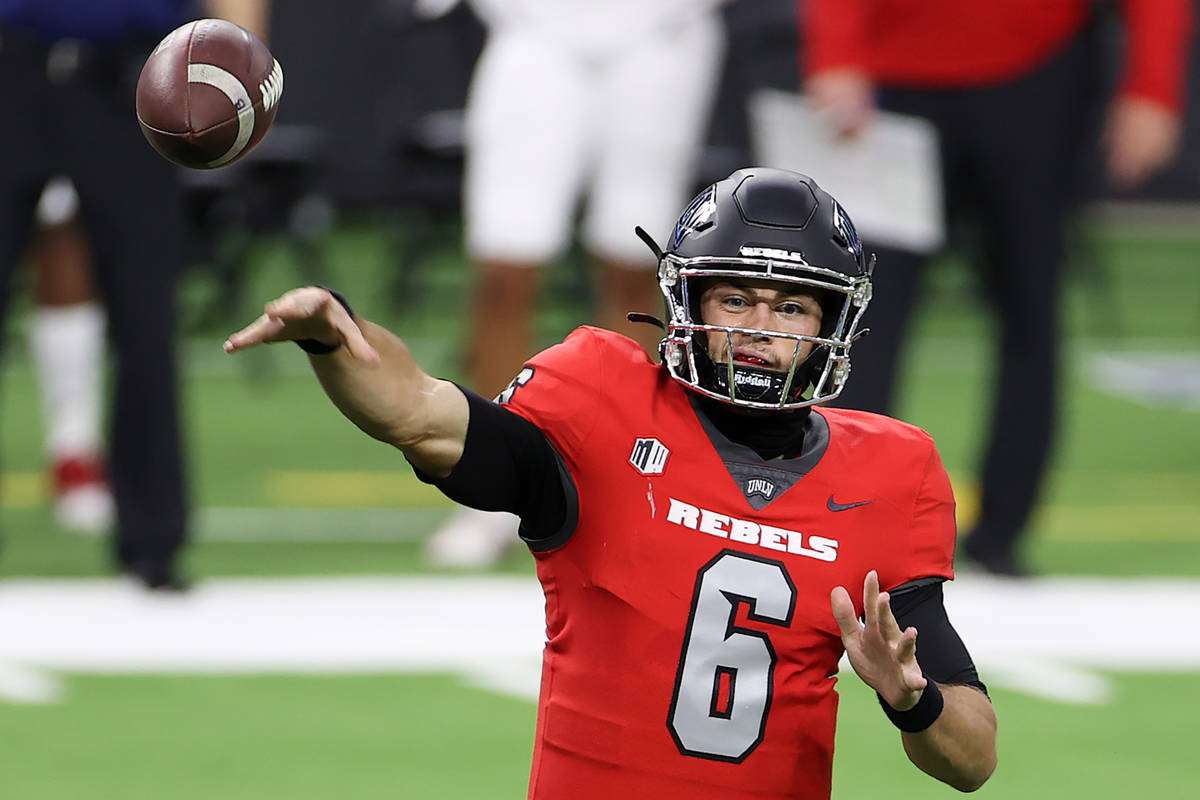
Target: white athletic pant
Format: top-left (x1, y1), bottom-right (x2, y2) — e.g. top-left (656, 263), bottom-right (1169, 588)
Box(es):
top-left (463, 11), bottom-right (725, 266)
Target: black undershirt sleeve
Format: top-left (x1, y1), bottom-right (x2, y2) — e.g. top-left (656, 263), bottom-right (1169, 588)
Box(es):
top-left (888, 579), bottom-right (988, 695)
top-left (409, 386), bottom-right (578, 552)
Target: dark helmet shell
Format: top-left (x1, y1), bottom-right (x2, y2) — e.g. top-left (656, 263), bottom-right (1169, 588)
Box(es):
top-left (651, 167), bottom-right (873, 410)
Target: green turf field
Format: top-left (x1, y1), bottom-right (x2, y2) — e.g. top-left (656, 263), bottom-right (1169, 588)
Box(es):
top-left (1, 217), bottom-right (1197, 798)
top-left (1, 672), bottom-right (1196, 799)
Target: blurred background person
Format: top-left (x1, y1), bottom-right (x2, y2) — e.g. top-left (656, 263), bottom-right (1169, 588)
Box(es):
top-left (425, 0), bottom-right (729, 568)
top-left (801, 0), bottom-right (1193, 577)
top-left (0, 0), bottom-right (270, 588)
top-left (26, 177), bottom-right (113, 534)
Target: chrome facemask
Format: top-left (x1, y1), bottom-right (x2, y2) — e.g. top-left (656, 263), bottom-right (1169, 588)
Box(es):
top-left (656, 252), bottom-right (873, 410)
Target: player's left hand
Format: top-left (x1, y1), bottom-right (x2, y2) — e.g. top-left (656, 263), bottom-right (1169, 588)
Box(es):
top-left (831, 570), bottom-right (927, 710)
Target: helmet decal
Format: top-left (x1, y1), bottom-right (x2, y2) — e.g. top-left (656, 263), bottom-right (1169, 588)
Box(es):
top-left (670, 185), bottom-right (717, 248)
top-left (738, 245), bottom-right (810, 264)
top-left (831, 201), bottom-right (863, 263)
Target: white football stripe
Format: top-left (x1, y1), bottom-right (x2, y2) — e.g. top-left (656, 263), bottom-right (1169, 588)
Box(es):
top-left (187, 63), bottom-right (255, 168)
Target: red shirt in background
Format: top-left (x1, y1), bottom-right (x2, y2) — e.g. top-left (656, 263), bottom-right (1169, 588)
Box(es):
top-left (803, 0), bottom-right (1193, 112)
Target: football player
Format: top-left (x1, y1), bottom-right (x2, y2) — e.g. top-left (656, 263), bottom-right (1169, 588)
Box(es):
top-left (226, 168), bottom-right (998, 798)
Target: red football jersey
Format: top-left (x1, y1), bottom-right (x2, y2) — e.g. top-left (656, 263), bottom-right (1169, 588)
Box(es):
top-left (504, 327), bottom-right (956, 800)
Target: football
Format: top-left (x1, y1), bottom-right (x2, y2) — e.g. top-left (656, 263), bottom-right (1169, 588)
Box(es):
top-left (136, 18), bottom-right (283, 169)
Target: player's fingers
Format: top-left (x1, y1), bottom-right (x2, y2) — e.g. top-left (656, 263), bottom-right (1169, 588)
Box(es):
top-left (830, 586), bottom-right (862, 643)
top-left (877, 589), bottom-right (905, 643)
top-left (263, 288), bottom-right (324, 323)
top-left (862, 570), bottom-right (880, 631)
top-left (224, 313), bottom-right (286, 352)
top-left (331, 316), bottom-right (380, 365)
top-left (261, 288), bottom-right (358, 352)
top-left (875, 591), bottom-right (900, 644)
top-left (902, 633), bottom-right (926, 695)
top-left (897, 626), bottom-right (919, 664)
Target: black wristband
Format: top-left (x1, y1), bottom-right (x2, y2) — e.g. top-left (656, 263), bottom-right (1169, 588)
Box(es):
top-left (878, 679), bottom-right (944, 733)
top-left (295, 287), bottom-right (356, 355)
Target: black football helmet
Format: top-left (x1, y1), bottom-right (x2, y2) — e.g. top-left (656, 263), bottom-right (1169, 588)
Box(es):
top-left (639, 167), bottom-right (873, 410)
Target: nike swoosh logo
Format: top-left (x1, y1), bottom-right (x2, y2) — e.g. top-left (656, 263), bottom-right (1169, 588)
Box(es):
top-left (827, 495), bottom-right (872, 512)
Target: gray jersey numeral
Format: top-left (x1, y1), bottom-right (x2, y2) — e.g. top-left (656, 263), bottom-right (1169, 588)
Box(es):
top-left (668, 550), bottom-right (796, 762)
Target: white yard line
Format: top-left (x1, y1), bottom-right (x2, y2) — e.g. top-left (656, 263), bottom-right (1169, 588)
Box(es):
top-left (2, 575), bottom-right (1199, 706)
top-left (1086, 352), bottom-right (1200, 410)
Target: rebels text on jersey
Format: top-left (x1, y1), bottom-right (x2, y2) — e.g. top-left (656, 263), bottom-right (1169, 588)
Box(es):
top-left (503, 327), bottom-right (956, 800)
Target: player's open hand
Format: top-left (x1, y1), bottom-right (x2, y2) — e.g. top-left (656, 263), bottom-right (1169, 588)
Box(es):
top-left (223, 286), bottom-right (380, 364)
top-left (831, 570), bottom-right (927, 710)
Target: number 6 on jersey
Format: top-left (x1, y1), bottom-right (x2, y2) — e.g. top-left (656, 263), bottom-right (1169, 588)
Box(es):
top-left (668, 550), bottom-right (797, 761)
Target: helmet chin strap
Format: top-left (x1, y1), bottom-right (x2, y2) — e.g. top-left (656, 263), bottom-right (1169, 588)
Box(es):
top-left (626, 311), bottom-right (666, 329)
top-left (627, 226), bottom-right (670, 332)
top-left (634, 226), bottom-right (665, 261)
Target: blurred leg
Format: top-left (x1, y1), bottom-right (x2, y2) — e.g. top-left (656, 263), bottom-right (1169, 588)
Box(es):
top-left (963, 215), bottom-right (1060, 574)
top-left (28, 180), bottom-right (114, 533)
top-left (0, 188), bottom-right (41, 380)
top-left (30, 181), bottom-right (96, 306)
top-left (461, 28), bottom-right (587, 394)
top-left (0, 55), bottom-right (52, 529)
top-left (0, 185), bottom-right (41, 343)
top-left (958, 37), bottom-right (1092, 574)
top-left (59, 73), bottom-right (188, 585)
top-left (465, 261), bottom-right (545, 398)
